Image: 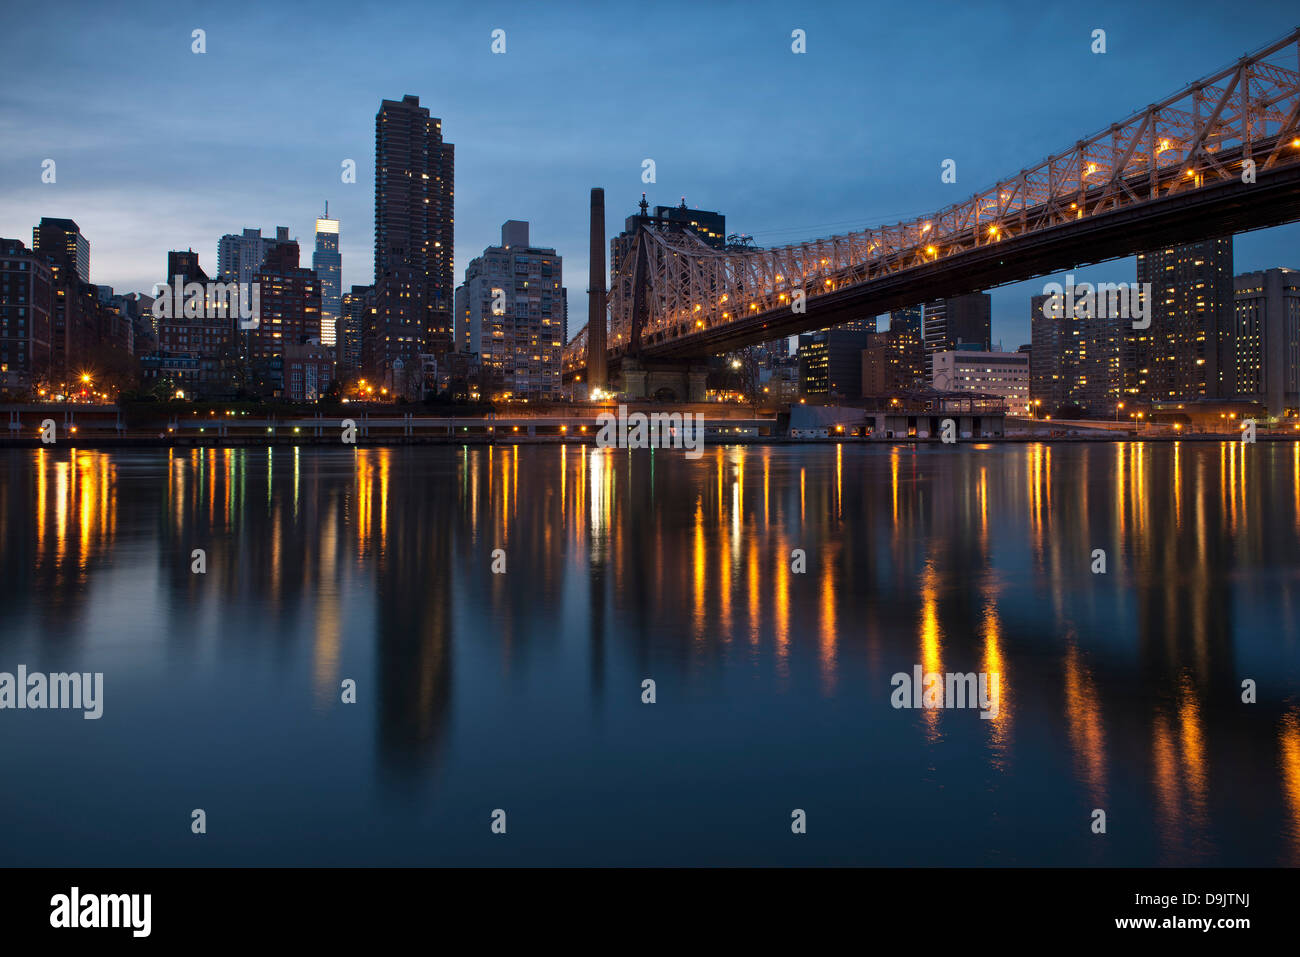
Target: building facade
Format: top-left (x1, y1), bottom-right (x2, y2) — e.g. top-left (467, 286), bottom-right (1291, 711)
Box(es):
top-left (1131, 237), bottom-right (1233, 401)
top-left (0, 238), bottom-right (54, 394)
top-left (461, 221), bottom-right (564, 401)
top-left (932, 349), bottom-right (1030, 416)
top-left (1030, 291), bottom-right (1124, 416)
top-left (1230, 268), bottom-right (1300, 416)
top-left (923, 293), bottom-right (991, 358)
top-left (217, 227), bottom-right (292, 288)
top-left (33, 218), bottom-right (89, 284)
top-left (312, 208), bottom-right (341, 348)
top-left (251, 241), bottom-right (321, 364)
top-left (371, 94), bottom-right (455, 377)
top-left (339, 285), bottom-right (370, 376)
top-left (798, 328), bottom-right (871, 398)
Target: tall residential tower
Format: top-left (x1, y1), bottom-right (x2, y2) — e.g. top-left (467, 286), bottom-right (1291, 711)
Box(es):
top-left (369, 95), bottom-right (454, 382)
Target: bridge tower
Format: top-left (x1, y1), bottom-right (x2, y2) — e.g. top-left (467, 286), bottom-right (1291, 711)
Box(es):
top-left (629, 228), bottom-right (650, 355)
top-left (586, 187), bottom-right (608, 392)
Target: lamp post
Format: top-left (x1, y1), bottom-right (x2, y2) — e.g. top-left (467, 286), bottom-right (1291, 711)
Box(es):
top-left (1116, 401), bottom-right (1124, 422)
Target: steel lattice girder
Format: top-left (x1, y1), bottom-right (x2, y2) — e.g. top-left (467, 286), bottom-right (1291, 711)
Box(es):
top-left (563, 28), bottom-right (1300, 371)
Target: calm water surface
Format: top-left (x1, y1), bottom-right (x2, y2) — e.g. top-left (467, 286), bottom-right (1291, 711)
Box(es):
top-left (1, 441), bottom-right (1299, 865)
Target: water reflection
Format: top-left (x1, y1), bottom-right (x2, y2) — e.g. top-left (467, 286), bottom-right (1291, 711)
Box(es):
top-left (1, 441), bottom-right (1299, 865)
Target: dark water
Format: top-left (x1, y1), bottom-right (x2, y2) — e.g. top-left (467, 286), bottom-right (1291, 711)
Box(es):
top-left (1, 441), bottom-right (1298, 866)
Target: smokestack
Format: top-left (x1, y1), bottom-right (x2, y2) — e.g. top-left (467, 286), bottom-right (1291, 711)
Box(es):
top-left (587, 187), bottom-right (607, 392)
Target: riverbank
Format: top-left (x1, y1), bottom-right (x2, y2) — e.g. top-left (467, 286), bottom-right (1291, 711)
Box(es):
top-left (2, 432), bottom-right (1296, 449)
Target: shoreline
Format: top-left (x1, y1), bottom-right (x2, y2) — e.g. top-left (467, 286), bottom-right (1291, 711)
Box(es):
top-left (1, 433), bottom-right (1294, 449)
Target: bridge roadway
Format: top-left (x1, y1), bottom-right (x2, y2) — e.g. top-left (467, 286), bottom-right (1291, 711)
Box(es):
top-left (637, 156), bottom-right (1300, 359)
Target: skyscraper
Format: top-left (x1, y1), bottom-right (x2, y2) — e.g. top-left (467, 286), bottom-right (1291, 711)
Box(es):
top-left (371, 94), bottom-right (454, 378)
top-left (1131, 238), bottom-right (1233, 401)
top-left (312, 205), bottom-right (341, 348)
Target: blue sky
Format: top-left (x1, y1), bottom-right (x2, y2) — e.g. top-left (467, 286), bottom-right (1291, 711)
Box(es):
top-left (2, 0), bottom-right (1297, 350)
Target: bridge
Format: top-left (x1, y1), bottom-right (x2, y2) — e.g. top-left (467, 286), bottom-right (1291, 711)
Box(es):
top-left (564, 27), bottom-right (1300, 391)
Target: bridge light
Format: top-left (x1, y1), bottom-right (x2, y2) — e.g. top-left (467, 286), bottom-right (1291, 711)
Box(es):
top-left (988, 225), bottom-right (999, 237)
top-left (921, 224), bottom-right (931, 234)
top-left (694, 304), bottom-right (702, 311)
top-left (696, 320), bottom-right (704, 328)
top-left (925, 245), bottom-right (937, 255)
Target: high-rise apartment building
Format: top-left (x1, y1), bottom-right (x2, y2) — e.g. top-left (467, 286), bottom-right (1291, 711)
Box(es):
top-left (462, 221), bottom-right (564, 400)
top-left (371, 95), bottom-right (454, 377)
top-left (339, 285), bottom-right (371, 376)
top-left (798, 328), bottom-right (871, 398)
top-left (1030, 290), bottom-right (1124, 415)
top-left (32, 218), bottom-right (89, 284)
top-left (251, 241), bottom-right (321, 362)
top-left (887, 306), bottom-right (926, 389)
top-left (217, 227), bottom-right (292, 287)
top-left (150, 250), bottom-right (231, 397)
top-left (312, 206), bottom-right (341, 348)
top-left (31, 219), bottom-right (97, 383)
top-left (1131, 238), bottom-right (1233, 401)
top-left (0, 238), bottom-right (54, 394)
top-left (923, 293), bottom-right (991, 357)
top-left (1230, 268), bottom-right (1300, 415)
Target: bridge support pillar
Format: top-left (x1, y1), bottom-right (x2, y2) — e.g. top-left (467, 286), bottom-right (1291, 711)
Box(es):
top-left (622, 360), bottom-right (648, 399)
top-left (687, 365), bottom-right (709, 403)
top-left (616, 359), bottom-right (712, 402)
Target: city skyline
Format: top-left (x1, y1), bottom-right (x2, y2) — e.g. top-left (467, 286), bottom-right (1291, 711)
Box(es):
top-left (3, 0), bottom-right (1300, 352)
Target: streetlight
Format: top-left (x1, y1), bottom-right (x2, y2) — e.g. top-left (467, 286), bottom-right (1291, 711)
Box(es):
top-left (1116, 401), bottom-right (1124, 422)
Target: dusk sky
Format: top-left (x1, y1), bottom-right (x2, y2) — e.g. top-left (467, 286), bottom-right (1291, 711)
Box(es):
top-left (2, 0), bottom-right (1297, 349)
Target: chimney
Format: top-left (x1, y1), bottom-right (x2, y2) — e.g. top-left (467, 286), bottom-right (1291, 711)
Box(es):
top-left (587, 188), bottom-right (607, 392)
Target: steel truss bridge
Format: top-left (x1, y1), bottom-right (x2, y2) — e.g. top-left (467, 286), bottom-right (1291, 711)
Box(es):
top-left (564, 28), bottom-right (1300, 375)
